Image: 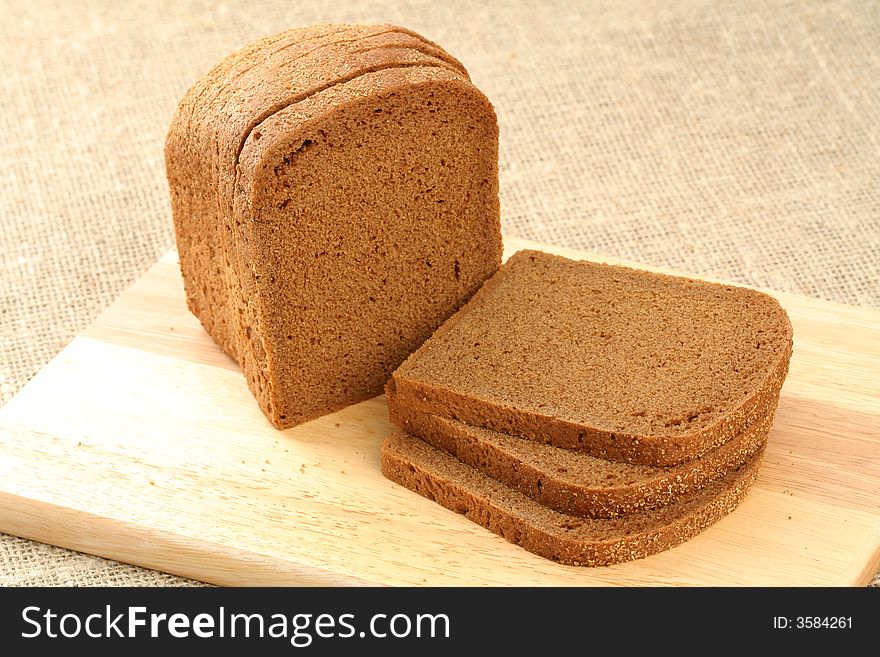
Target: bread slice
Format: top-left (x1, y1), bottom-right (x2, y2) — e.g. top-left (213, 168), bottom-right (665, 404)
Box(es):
top-left (387, 250), bottom-right (792, 466)
top-left (166, 26), bottom-right (502, 428)
top-left (389, 394), bottom-right (775, 517)
top-left (381, 431), bottom-right (763, 566)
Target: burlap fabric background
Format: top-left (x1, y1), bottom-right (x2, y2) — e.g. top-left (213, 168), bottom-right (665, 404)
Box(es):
top-left (1, 0), bottom-right (877, 586)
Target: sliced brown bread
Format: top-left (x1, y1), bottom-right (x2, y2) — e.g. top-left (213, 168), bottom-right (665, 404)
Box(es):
top-left (166, 26), bottom-right (502, 428)
top-left (387, 250), bottom-right (792, 466)
top-left (389, 393), bottom-right (775, 517)
top-left (167, 25), bottom-right (353, 354)
top-left (381, 431), bottom-right (764, 566)
top-left (169, 25), bottom-right (470, 359)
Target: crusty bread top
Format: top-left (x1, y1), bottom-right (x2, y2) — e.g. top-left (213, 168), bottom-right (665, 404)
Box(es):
top-left (167, 25), bottom-right (467, 167)
top-left (168, 24), bottom-right (470, 219)
top-left (389, 250), bottom-right (792, 465)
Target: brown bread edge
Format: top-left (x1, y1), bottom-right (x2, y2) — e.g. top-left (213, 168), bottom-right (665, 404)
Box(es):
top-left (388, 392), bottom-right (776, 517)
top-left (381, 432), bottom-right (764, 567)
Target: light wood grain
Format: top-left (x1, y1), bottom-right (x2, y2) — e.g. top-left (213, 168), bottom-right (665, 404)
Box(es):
top-left (1, 237), bottom-right (878, 585)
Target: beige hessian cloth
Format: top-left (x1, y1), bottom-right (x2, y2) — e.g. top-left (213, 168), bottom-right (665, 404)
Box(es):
top-left (1, 0), bottom-right (877, 585)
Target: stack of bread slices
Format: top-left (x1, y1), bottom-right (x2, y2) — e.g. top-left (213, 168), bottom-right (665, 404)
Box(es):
top-left (382, 250), bottom-right (793, 566)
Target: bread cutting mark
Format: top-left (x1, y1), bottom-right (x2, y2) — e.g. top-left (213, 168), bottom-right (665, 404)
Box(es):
top-left (210, 25), bottom-right (469, 162)
top-left (190, 25), bottom-right (467, 271)
top-left (192, 25), bottom-right (407, 127)
top-left (224, 37), bottom-right (467, 182)
top-left (180, 31), bottom-right (292, 143)
top-left (261, 26), bottom-right (467, 78)
top-left (234, 44), bottom-right (464, 173)
top-left (185, 26), bottom-right (352, 143)
top-left (235, 60), bottom-right (458, 174)
top-left (349, 39), bottom-right (469, 76)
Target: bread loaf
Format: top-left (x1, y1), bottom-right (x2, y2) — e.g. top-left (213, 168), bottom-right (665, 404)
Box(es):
top-left (388, 250), bottom-right (792, 466)
top-left (165, 25), bottom-right (502, 428)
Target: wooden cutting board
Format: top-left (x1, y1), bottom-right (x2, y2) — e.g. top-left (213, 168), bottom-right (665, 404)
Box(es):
top-left (1, 237), bottom-right (878, 586)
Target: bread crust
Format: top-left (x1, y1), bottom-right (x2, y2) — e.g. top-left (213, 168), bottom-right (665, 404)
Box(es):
top-left (389, 393), bottom-right (776, 518)
top-left (381, 431), bottom-right (764, 567)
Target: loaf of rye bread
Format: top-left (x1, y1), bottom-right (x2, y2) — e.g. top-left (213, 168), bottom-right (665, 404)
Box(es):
top-left (165, 25), bottom-right (502, 428)
top-left (387, 250), bottom-right (793, 466)
top-left (381, 431), bottom-right (764, 566)
top-left (389, 394), bottom-right (776, 518)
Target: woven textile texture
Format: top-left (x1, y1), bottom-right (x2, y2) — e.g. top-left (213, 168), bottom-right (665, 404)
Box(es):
top-left (1, 0), bottom-right (877, 585)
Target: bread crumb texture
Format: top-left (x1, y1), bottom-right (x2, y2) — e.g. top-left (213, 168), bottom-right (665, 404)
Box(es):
top-left (389, 249), bottom-right (792, 465)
